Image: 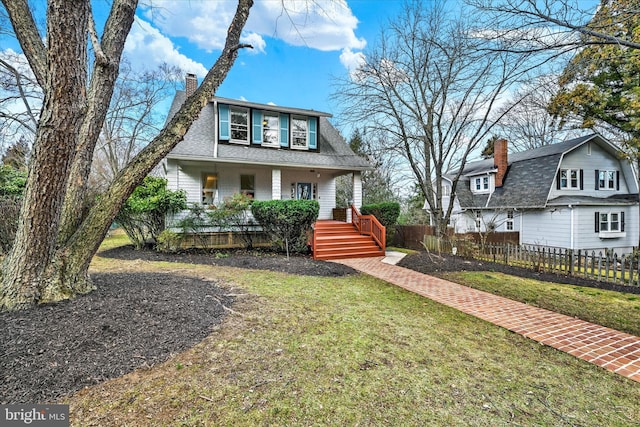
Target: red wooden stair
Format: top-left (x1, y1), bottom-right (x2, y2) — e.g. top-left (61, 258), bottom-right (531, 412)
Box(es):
top-left (312, 220), bottom-right (385, 260)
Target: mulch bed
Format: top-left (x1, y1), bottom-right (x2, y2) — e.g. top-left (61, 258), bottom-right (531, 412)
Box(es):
top-left (99, 245), bottom-right (359, 277)
top-left (0, 273), bottom-right (233, 404)
top-left (0, 248), bottom-right (357, 404)
top-left (398, 251), bottom-right (640, 295)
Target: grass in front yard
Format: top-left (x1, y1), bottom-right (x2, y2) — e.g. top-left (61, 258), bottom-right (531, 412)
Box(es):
top-left (69, 248), bottom-right (640, 426)
top-left (441, 271), bottom-right (640, 337)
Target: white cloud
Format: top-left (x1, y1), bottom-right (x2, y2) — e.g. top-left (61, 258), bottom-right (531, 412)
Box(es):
top-left (241, 32), bottom-right (267, 54)
top-left (339, 48), bottom-right (365, 75)
top-left (140, 0), bottom-right (366, 63)
top-left (124, 17), bottom-right (208, 77)
top-left (249, 0), bottom-right (366, 52)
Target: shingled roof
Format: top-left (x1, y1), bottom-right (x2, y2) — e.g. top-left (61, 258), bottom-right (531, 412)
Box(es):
top-left (165, 92), bottom-right (371, 171)
top-left (453, 134), bottom-right (617, 209)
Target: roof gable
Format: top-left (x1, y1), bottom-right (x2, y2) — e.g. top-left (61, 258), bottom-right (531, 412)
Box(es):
top-left (164, 92), bottom-right (371, 171)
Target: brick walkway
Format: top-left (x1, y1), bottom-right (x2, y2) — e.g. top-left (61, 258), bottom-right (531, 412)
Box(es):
top-left (334, 256), bottom-right (640, 383)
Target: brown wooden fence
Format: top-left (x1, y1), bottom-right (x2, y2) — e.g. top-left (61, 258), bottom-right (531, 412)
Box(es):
top-left (423, 236), bottom-right (640, 287)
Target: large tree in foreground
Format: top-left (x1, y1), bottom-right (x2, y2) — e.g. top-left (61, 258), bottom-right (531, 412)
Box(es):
top-left (334, 0), bottom-right (531, 237)
top-left (0, 0), bottom-right (253, 310)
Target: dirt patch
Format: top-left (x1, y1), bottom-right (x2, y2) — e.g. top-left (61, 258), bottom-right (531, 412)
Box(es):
top-left (99, 245), bottom-right (358, 277)
top-left (398, 251), bottom-right (640, 295)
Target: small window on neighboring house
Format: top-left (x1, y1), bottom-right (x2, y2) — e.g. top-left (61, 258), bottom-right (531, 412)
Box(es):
top-left (240, 174), bottom-right (255, 198)
top-left (596, 211), bottom-right (625, 234)
top-left (597, 170), bottom-right (618, 190)
top-left (262, 111), bottom-right (280, 147)
top-left (442, 185), bottom-right (451, 197)
top-left (291, 116), bottom-right (308, 149)
top-left (506, 210), bottom-right (514, 231)
top-left (475, 211), bottom-right (482, 230)
top-left (473, 177), bottom-right (489, 192)
top-left (202, 173), bottom-right (218, 205)
top-left (230, 107), bottom-right (249, 143)
top-left (559, 168), bottom-right (582, 189)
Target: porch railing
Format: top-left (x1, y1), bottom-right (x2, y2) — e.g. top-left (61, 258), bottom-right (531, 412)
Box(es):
top-left (351, 205), bottom-right (386, 251)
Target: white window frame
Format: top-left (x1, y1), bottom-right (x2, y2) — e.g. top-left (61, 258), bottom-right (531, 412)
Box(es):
top-left (560, 168), bottom-right (580, 189)
top-left (598, 170), bottom-right (616, 190)
top-left (262, 111), bottom-right (280, 147)
top-left (230, 107), bottom-right (249, 144)
top-left (472, 176), bottom-right (489, 193)
top-left (291, 116), bottom-right (308, 150)
top-left (475, 211), bottom-right (482, 231)
top-left (599, 212), bottom-right (620, 232)
top-left (506, 210), bottom-right (514, 231)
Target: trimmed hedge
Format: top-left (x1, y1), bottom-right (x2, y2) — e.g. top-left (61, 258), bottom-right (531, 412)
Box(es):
top-left (360, 202), bottom-right (400, 239)
top-left (251, 200), bottom-right (319, 255)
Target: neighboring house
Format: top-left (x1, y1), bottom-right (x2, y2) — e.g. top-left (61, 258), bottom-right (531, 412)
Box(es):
top-left (161, 74), bottom-right (371, 226)
top-left (432, 135), bottom-right (639, 254)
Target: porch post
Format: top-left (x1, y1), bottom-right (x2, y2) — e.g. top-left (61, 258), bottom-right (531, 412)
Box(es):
top-left (353, 171), bottom-right (363, 208)
top-left (347, 172), bottom-right (363, 223)
top-left (272, 168), bottom-right (281, 200)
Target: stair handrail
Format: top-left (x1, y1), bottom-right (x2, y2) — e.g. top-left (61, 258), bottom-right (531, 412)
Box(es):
top-left (311, 221), bottom-right (318, 259)
top-left (350, 205), bottom-right (386, 251)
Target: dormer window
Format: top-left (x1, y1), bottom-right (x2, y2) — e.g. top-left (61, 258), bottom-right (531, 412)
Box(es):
top-left (262, 112), bottom-right (280, 147)
top-left (472, 176), bottom-right (489, 193)
top-left (559, 168), bottom-right (581, 189)
top-left (291, 116), bottom-right (308, 149)
top-left (230, 107), bottom-right (249, 144)
top-left (596, 169), bottom-right (619, 190)
top-left (219, 103), bottom-right (318, 150)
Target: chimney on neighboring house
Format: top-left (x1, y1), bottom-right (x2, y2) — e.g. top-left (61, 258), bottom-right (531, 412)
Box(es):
top-left (494, 138), bottom-right (508, 187)
top-left (185, 73), bottom-right (198, 97)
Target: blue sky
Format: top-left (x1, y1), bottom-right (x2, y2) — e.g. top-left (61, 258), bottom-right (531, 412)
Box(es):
top-left (121, 0), bottom-right (405, 118)
top-left (0, 1), bottom-right (406, 136)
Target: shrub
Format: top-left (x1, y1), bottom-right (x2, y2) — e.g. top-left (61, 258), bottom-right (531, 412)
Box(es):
top-left (360, 202), bottom-right (400, 240)
top-left (251, 200), bottom-right (319, 257)
top-left (208, 193), bottom-right (256, 249)
top-left (115, 177), bottom-right (187, 249)
top-left (178, 203), bottom-right (213, 249)
top-left (156, 229), bottom-right (182, 253)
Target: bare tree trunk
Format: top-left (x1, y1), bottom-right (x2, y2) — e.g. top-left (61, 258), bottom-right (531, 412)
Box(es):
top-left (58, 0), bottom-right (137, 243)
top-left (0, 0), bottom-right (89, 310)
top-left (0, 0), bottom-right (254, 310)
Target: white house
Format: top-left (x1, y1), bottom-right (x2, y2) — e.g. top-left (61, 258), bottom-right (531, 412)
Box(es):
top-left (160, 74), bottom-right (371, 224)
top-left (434, 135), bottom-right (639, 254)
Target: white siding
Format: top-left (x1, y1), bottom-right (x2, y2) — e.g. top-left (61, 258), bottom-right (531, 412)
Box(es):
top-left (520, 206), bottom-right (637, 254)
top-left (574, 206), bottom-right (637, 254)
top-left (521, 209), bottom-right (571, 248)
top-left (549, 143), bottom-right (632, 199)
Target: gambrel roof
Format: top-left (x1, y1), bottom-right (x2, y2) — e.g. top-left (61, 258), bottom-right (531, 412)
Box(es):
top-left (451, 134), bottom-right (638, 209)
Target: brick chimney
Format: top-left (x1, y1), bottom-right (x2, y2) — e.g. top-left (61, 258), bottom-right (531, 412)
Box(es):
top-left (185, 73), bottom-right (198, 97)
top-left (494, 138), bottom-right (508, 187)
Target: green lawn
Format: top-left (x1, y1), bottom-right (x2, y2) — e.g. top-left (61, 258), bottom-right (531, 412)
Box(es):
top-left (68, 236), bottom-right (640, 426)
